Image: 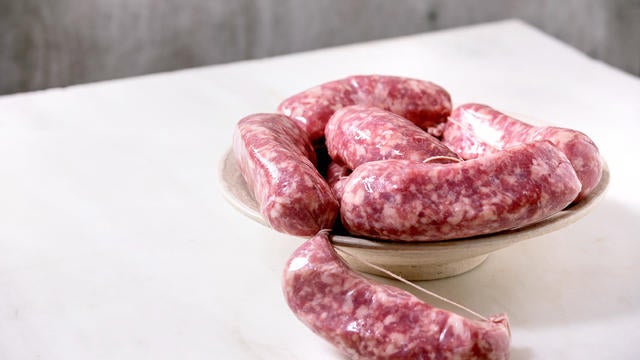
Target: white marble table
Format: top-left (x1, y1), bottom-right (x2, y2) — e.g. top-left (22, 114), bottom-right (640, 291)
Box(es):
top-left (1, 20), bottom-right (638, 359)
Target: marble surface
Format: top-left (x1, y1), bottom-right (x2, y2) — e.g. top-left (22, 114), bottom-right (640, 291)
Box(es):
top-left (0, 20), bottom-right (638, 359)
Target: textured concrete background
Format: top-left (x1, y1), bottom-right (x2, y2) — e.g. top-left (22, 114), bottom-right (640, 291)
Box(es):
top-left (1, 0), bottom-right (638, 95)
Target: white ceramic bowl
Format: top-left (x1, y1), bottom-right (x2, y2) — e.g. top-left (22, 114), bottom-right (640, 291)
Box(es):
top-left (219, 146), bottom-right (609, 280)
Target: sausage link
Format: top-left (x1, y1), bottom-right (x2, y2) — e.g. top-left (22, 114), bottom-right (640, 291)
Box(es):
top-left (233, 113), bottom-right (339, 235)
top-left (278, 75), bottom-right (452, 142)
top-left (442, 103), bottom-right (603, 201)
top-left (283, 230), bottom-right (511, 359)
top-left (340, 141), bottom-right (581, 241)
top-left (325, 105), bottom-right (461, 169)
top-left (326, 161), bottom-right (351, 200)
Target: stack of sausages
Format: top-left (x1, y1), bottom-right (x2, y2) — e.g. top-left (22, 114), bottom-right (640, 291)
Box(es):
top-left (232, 75), bottom-right (603, 359)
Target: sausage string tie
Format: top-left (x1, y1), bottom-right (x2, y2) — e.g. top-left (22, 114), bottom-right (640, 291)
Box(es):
top-left (335, 246), bottom-right (489, 321)
top-left (422, 155), bottom-right (463, 163)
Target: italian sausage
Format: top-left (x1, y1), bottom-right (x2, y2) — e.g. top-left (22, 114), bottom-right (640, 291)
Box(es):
top-left (283, 230), bottom-right (511, 359)
top-left (233, 113), bottom-right (339, 235)
top-left (325, 105), bottom-right (461, 169)
top-left (326, 161), bottom-right (351, 200)
top-left (442, 103), bottom-right (603, 201)
top-left (340, 141), bottom-right (581, 241)
top-left (278, 75), bottom-right (452, 142)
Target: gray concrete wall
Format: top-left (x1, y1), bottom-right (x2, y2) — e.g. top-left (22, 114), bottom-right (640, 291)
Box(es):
top-left (1, 0), bottom-right (638, 95)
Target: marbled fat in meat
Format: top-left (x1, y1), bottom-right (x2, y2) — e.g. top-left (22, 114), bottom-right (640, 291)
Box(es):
top-left (325, 105), bottom-right (461, 169)
top-left (326, 161), bottom-right (351, 200)
top-left (340, 141), bottom-right (581, 241)
top-left (233, 113), bottom-right (339, 235)
top-left (442, 103), bottom-right (602, 201)
top-left (278, 75), bottom-right (452, 142)
top-left (283, 230), bottom-right (511, 359)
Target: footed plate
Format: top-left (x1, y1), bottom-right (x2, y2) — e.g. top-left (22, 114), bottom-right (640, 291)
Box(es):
top-left (219, 147), bottom-right (609, 280)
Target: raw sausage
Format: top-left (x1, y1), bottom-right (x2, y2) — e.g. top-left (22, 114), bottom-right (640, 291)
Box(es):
top-left (326, 161), bottom-right (351, 200)
top-left (325, 105), bottom-right (461, 169)
top-left (233, 113), bottom-right (339, 235)
top-left (278, 75), bottom-right (452, 142)
top-left (283, 230), bottom-right (511, 359)
top-left (442, 103), bottom-right (602, 201)
top-left (340, 141), bottom-right (581, 241)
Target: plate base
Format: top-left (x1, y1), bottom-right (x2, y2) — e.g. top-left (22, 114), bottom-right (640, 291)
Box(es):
top-left (336, 248), bottom-right (489, 280)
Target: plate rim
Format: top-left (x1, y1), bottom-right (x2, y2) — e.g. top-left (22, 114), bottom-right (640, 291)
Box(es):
top-left (218, 147), bottom-right (610, 251)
